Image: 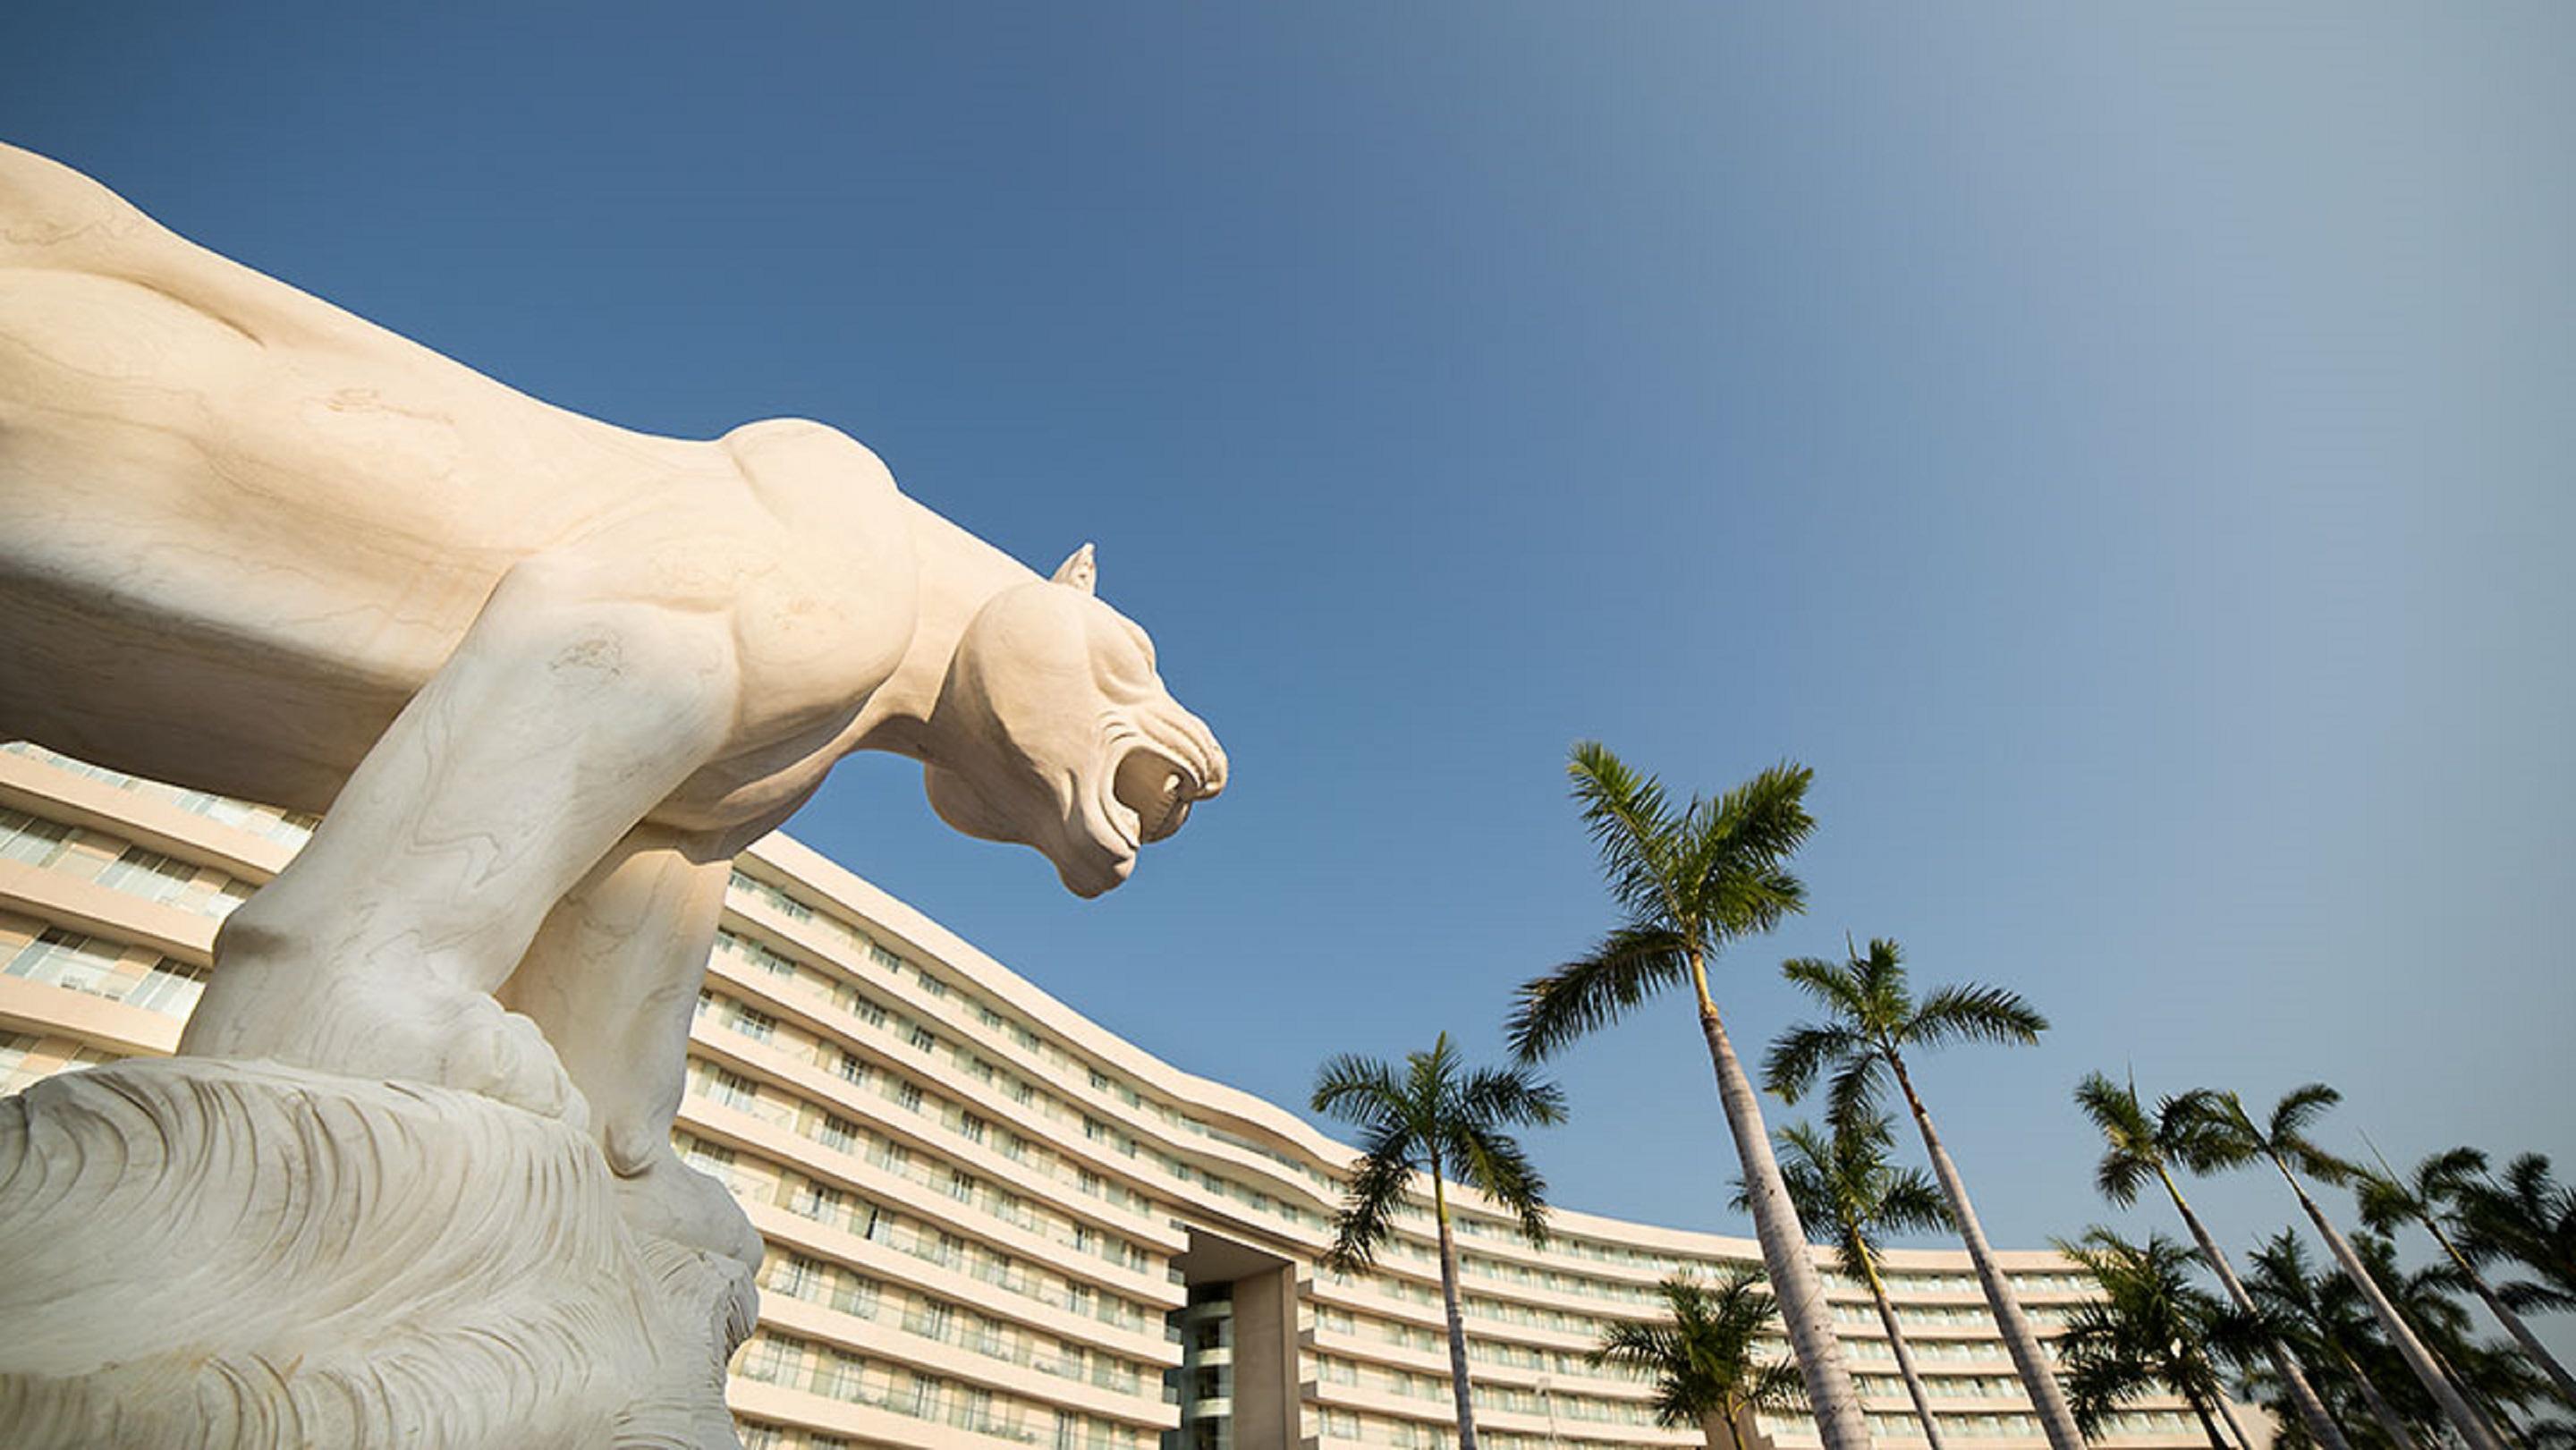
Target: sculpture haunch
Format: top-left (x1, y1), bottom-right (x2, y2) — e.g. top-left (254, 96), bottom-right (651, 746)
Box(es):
top-left (0, 143), bottom-right (1225, 1446)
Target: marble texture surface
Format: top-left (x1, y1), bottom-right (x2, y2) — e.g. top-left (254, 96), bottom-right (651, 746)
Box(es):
top-left (0, 1058), bottom-right (752, 1449)
top-left (0, 141), bottom-right (1225, 1448)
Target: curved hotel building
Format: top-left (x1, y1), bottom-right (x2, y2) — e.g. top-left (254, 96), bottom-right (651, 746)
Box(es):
top-left (0, 742), bottom-right (2229, 1450)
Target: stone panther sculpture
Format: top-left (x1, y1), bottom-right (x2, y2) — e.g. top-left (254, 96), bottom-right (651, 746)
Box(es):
top-left (0, 142), bottom-right (1226, 1267)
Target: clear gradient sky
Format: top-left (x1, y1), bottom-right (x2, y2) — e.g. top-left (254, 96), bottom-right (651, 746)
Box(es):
top-left (7, 3), bottom-right (2570, 1302)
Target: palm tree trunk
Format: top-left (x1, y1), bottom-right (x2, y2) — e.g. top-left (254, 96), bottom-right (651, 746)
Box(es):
top-left (2334, 1346), bottom-right (2423, 1450)
top-left (2158, 1167), bottom-right (2354, 1450)
top-left (2423, 1338), bottom-right (2522, 1450)
top-left (2275, 1157), bottom-right (2504, 1450)
top-left (1429, 1171), bottom-right (1480, 1450)
top-left (1691, 956), bottom-right (1874, 1450)
top-left (1858, 1246), bottom-right (1951, 1450)
top-left (2423, 1215), bottom-right (2576, 1409)
top-left (2185, 1389), bottom-right (2235, 1450)
top-left (2212, 1386), bottom-right (2255, 1450)
top-left (1707, 1408), bottom-right (1748, 1450)
top-left (1889, 1058), bottom-right (2084, 1450)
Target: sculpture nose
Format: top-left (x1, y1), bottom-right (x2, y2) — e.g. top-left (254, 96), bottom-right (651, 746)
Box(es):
top-left (1181, 713), bottom-right (1227, 801)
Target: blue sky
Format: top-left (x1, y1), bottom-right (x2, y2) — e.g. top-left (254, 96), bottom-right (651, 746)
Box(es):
top-left (7, 2), bottom-right (2569, 1299)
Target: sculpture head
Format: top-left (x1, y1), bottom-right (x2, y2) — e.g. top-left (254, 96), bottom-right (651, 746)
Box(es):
top-left (924, 546), bottom-right (1228, 897)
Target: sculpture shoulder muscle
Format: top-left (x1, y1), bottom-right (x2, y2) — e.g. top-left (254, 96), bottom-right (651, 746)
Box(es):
top-left (706, 419), bottom-right (922, 728)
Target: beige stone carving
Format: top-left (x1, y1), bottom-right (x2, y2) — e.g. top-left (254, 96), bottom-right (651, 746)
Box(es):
top-left (0, 142), bottom-right (1225, 1446)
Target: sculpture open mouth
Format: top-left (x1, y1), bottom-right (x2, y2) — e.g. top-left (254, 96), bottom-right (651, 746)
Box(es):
top-left (1108, 742), bottom-right (1202, 849)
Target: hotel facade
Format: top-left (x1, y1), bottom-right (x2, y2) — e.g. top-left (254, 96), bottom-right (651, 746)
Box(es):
top-left (0, 741), bottom-right (2231, 1450)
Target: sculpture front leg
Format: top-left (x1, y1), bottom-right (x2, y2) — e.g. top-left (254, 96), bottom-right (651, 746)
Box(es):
top-left (501, 823), bottom-right (763, 1270)
top-left (178, 557), bottom-right (742, 1122)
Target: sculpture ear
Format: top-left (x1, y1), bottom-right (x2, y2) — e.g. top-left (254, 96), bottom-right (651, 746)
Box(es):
top-left (1051, 543), bottom-right (1097, 595)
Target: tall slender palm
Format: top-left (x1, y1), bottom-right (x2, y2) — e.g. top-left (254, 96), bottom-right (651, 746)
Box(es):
top-left (1507, 745), bottom-right (1872, 1450)
top-left (2075, 1072), bottom-right (2353, 1450)
top-left (1757, 1114), bottom-right (1957, 1450)
top-left (1590, 1267), bottom-right (1809, 1450)
top-left (2351, 1231), bottom-right (2552, 1443)
top-left (2174, 1086), bottom-right (2507, 1450)
top-left (1763, 937), bottom-right (2082, 1450)
top-left (2240, 1231), bottom-right (2425, 1450)
top-left (2456, 1154), bottom-right (2576, 1325)
top-left (2357, 1147), bottom-right (2576, 1407)
top-left (2054, 1228), bottom-right (2247, 1450)
top-left (1312, 1033), bottom-right (1567, 1450)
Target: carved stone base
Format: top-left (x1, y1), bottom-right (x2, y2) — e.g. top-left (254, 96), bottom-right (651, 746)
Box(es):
top-left (0, 1058), bottom-right (756, 1450)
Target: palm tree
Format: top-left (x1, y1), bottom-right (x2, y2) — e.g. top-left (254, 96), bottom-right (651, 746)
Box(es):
top-left (1758, 1114), bottom-right (1956, 1450)
top-left (2075, 1072), bottom-right (2353, 1450)
top-left (2357, 1146), bottom-right (2576, 1407)
top-left (2455, 1154), bottom-right (2576, 1327)
top-left (2239, 1230), bottom-right (2425, 1450)
top-left (1506, 744), bottom-right (1872, 1450)
top-left (2054, 1228), bottom-right (2247, 1450)
top-left (1762, 937), bottom-right (2082, 1450)
top-left (2350, 1231), bottom-right (2552, 1444)
top-left (1591, 1266), bottom-right (1809, 1450)
top-left (1311, 1032), bottom-right (1566, 1450)
top-left (2174, 1086), bottom-right (2507, 1450)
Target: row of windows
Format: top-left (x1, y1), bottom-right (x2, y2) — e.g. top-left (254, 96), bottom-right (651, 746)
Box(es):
top-left (4, 927), bottom-right (209, 1017)
top-left (758, 1249), bottom-right (1156, 1396)
top-left (688, 1011), bottom-right (1166, 1276)
top-left (2, 743), bottom-right (318, 847)
top-left (703, 1140), bottom-right (1166, 1339)
top-left (0, 809), bottom-right (257, 920)
top-left (0, 1029), bottom-right (116, 1095)
top-left (1315, 1355), bottom-right (1653, 1427)
top-left (733, 1332), bottom-right (1156, 1449)
top-left (1311, 1406), bottom-right (1641, 1450)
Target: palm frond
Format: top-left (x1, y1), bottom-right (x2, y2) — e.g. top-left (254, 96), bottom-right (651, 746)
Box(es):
top-left (1507, 922), bottom-right (1692, 1062)
top-left (1906, 982), bottom-right (2049, 1050)
top-left (1567, 742), bottom-right (1682, 921)
top-left (1326, 1126), bottom-right (1418, 1272)
top-left (1875, 1171), bottom-right (1953, 1236)
top-left (1825, 1053), bottom-right (1891, 1129)
top-left (1681, 762), bottom-right (1817, 917)
top-left (2162, 1090), bottom-right (2262, 1175)
top-left (1763, 1020), bottom-right (1867, 1104)
top-left (1310, 1053), bottom-right (1405, 1124)
top-left (2074, 1072), bottom-right (2158, 1207)
top-left (1461, 1064), bottom-right (1569, 1130)
top-left (1452, 1120), bottom-right (1552, 1246)
top-left (2267, 1082), bottom-right (2342, 1144)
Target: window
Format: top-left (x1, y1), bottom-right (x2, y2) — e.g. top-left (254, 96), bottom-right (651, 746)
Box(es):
top-left (0, 808), bottom-right (72, 867)
top-left (710, 1069), bottom-right (758, 1111)
top-left (908, 1024), bottom-right (937, 1054)
top-left (772, 1254), bottom-right (821, 1298)
top-left (817, 1115), bottom-right (857, 1154)
top-left (94, 846), bottom-right (204, 906)
top-left (738, 1335), bottom-right (797, 1383)
top-left (727, 1004), bottom-right (776, 1042)
top-left (123, 958), bottom-right (208, 1016)
top-left (835, 1051), bottom-right (868, 1084)
top-left (869, 942), bottom-right (903, 971)
top-left (792, 1179), bottom-right (843, 1219)
top-left (6, 929), bottom-right (125, 996)
top-left (956, 1111), bottom-right (987, 1145)
top-left (894, 1081), bottom-right (923, 1114)
top-left (813, 1348), bottom-right (867, 1400)
top-left (916, 969), bottom-right (945, 998)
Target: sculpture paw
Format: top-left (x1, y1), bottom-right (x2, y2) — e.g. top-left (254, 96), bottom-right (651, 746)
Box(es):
top-left (186, 970), bottom-right (588, 1131)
